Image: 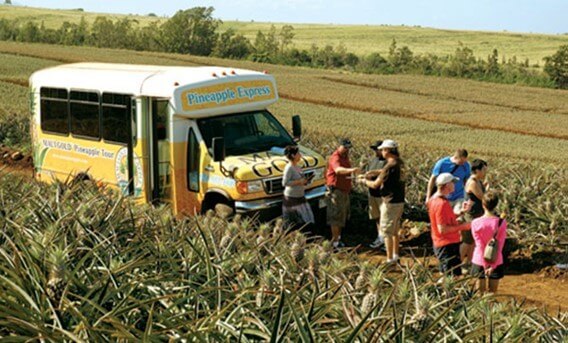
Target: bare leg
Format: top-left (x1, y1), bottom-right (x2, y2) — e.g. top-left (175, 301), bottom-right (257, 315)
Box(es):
top-left (466, 244), bottom-right (475, 263)
top-left (488, 279), bottom-right (500, 293)
top-left (460, 243), bottom-right (469, 262)
top-left (331, 225), bottom-right (341, 242)
top-left (375, 219), bottom-right (381, 239)
top-left (393, 231), bottom-right (400, 256)
top-left (478, 279), bottom-right (487, 293)
top-left (384, 236), bottom-right (393, 260)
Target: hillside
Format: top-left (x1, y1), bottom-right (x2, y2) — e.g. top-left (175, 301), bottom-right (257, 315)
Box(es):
top-left (1, 5), bottom-right (568, 63)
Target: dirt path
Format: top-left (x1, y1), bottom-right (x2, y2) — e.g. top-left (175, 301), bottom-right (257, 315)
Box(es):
top-left (499, 273), bottom-right (567, 313)
top-left (355, 250), bottom-right (567, 313)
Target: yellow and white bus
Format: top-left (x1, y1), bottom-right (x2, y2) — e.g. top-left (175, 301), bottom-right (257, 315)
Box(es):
top-left (30, 63), bottom-right (327, 219)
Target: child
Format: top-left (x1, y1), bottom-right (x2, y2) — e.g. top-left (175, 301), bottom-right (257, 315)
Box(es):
top-left (470, 191), bottom-right (507, 293)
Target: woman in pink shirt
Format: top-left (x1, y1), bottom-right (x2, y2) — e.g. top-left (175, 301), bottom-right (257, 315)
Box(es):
top-left (470, 191), bottom-right (507, 293)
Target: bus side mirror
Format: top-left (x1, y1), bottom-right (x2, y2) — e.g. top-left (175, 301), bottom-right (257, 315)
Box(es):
top-left (292, 115), bottom-right (302, 142)
top-left (212, 137), bottom-right (226, 162)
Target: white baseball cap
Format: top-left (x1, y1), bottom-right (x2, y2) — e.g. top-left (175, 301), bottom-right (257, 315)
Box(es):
top-left (436, 173), bottom-right (459, 186)
top-left (377, 139), bottom-right (398, 150)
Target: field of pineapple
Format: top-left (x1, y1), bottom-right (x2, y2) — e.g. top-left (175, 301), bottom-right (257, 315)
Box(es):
top-left (0, 40), bottom-right (566, 339)
top-left (0, 177), bottom-right (565, 340)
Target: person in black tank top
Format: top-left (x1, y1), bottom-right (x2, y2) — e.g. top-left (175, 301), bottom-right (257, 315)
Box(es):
top-left (462, 159), bottom-right (488, 268)
top-left (363, 141), bottom-right (387, 248)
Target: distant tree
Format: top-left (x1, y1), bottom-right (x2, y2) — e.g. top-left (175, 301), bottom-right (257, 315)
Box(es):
top-left (213, 28), bottom-right (252, 59)
top-left (343, 52), bottom-right (359, 68)
top-left (4, 0), bottom-right (12, 5)
top-left (359, 52), bottom-right (388, 72)
top-left (90, 16), bottom-right (117, 48)
top-left (485, 49), bottom-right (500, 75)
top-left (283, 48), bottom-right (312, 65)
top-left (0, 18), bottom-right (17, 40)
top-left (445, 44), bottom-right (476, 77)
top-left (160, 7), bottom-right (219, 55)
top-left (17, 21), bottom-right (41, 42)
top-left (58, 17), bottom-right (88, 45)
top-left (279, 25), bottom-right (294, 52)
top-left (135, 21), bottom-right (162, 51)
top-left (544, 45), bottom-right (568, 89)
top-left (251, 26), bottom-right (278, 61)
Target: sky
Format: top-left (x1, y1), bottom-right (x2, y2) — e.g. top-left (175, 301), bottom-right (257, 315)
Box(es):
top-left (12, 0), bottom-right (568, 34)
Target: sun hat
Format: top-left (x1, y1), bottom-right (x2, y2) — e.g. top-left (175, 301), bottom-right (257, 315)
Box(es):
top-left (436, 173), bottom-right (460, 186)
top-left (377, 139), bottom-right (398, 150)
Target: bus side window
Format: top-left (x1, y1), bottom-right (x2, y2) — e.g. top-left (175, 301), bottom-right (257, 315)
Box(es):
top-left (102, 93), bottom-right (132, 144)
top-left (70, 91), bottom-right (100, 139)
top-left (187, 128), bottom-right (200, 192)
top-left (40, 88), bottom-right (69, 135)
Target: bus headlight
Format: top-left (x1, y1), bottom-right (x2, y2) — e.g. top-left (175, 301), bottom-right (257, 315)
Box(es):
top-left (237, 180), bottom-right (264, 194)
top-left (312, 167), bottom-right (325, 180)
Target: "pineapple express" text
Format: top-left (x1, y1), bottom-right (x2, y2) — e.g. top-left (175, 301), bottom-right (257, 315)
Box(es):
top-left (186, 85), bottom-right (272, 106)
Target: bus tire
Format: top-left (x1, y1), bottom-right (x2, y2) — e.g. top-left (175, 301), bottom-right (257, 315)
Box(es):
top-left (202, 192), bottom-right (234, 218)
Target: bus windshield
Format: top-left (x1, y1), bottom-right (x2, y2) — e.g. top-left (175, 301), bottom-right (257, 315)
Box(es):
top-left (197, 110), bottom-right (294, 157)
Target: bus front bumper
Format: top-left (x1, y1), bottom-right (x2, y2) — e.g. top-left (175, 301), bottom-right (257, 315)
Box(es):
top-left (234, 185), bottom-right (327, 217)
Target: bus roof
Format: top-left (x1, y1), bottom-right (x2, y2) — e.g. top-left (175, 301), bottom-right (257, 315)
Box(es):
top-left (30, 63), bottom-right (279, 118)
top-left (30, 63), bottom-right (269, 97)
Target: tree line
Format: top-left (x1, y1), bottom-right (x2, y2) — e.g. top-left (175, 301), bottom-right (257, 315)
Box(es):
top-left (0, 6), bottom-right (567, 89)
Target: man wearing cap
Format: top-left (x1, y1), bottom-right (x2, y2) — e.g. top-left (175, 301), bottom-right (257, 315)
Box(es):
top-left (427, 173), bottom-right (472, 276)
top-left (364, 140), bottom-right (387, 249)
top-left (359, 139), bottom-right (405, 263)
top-left (325, 138), bottom-right (361, 248)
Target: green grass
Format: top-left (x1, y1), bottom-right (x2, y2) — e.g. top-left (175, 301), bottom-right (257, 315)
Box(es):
top-left (1, 5), bottom-right (568, 63)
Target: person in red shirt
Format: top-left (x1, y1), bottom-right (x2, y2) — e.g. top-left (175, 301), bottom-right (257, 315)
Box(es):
top-left (427, 173), bottom-right (471, 276)
top-left (325, 138), bottom-right (360, 248)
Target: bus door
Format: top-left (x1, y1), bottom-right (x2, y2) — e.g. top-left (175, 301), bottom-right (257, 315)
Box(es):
top-left (147, 99), bottom-right (171, 203)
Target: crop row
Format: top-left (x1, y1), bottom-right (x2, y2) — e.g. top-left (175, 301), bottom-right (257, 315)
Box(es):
top-left (321, 74), bottom-right (568, 114)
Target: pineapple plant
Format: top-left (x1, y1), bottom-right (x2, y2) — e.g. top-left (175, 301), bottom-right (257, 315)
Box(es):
top-left (290, 232), bottom-right (306, 264)
top-left (305, 247), bottom-right (321, 279)
top-left (361, 268), bottom-right (383, 314)
top-left (319, 240), bottom-right (333, 265)
top-left (355, 261), bottom-right (371, 290)
top-left (46, 247), bottom-right (67, 307)
top-left (219, 222), bottom-right (238, 253)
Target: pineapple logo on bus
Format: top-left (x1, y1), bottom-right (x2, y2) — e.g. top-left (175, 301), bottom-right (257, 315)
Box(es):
top-left (115, 147), bottom-right (144, 196)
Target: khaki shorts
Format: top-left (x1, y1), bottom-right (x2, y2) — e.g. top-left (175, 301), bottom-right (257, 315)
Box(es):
top-left (368, 195), bottom-right (382, 220)
top-left (326, 189), bottom-right (350, 227)
top-left (379, 201), bottom-right (404, 238)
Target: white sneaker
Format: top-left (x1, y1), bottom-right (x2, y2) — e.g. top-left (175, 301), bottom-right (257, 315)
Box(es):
top-left (332, 241), bottom-right (345, 249)
top-left (369, 237), bottom-right (384, 249)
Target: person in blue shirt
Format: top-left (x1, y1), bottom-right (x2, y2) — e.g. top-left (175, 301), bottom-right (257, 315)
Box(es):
top-left (426, 149), bottom-right (471, 207)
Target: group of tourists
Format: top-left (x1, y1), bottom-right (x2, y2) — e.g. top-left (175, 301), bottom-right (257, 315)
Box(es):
top-left (281, 139), bottom-right (507, 293)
